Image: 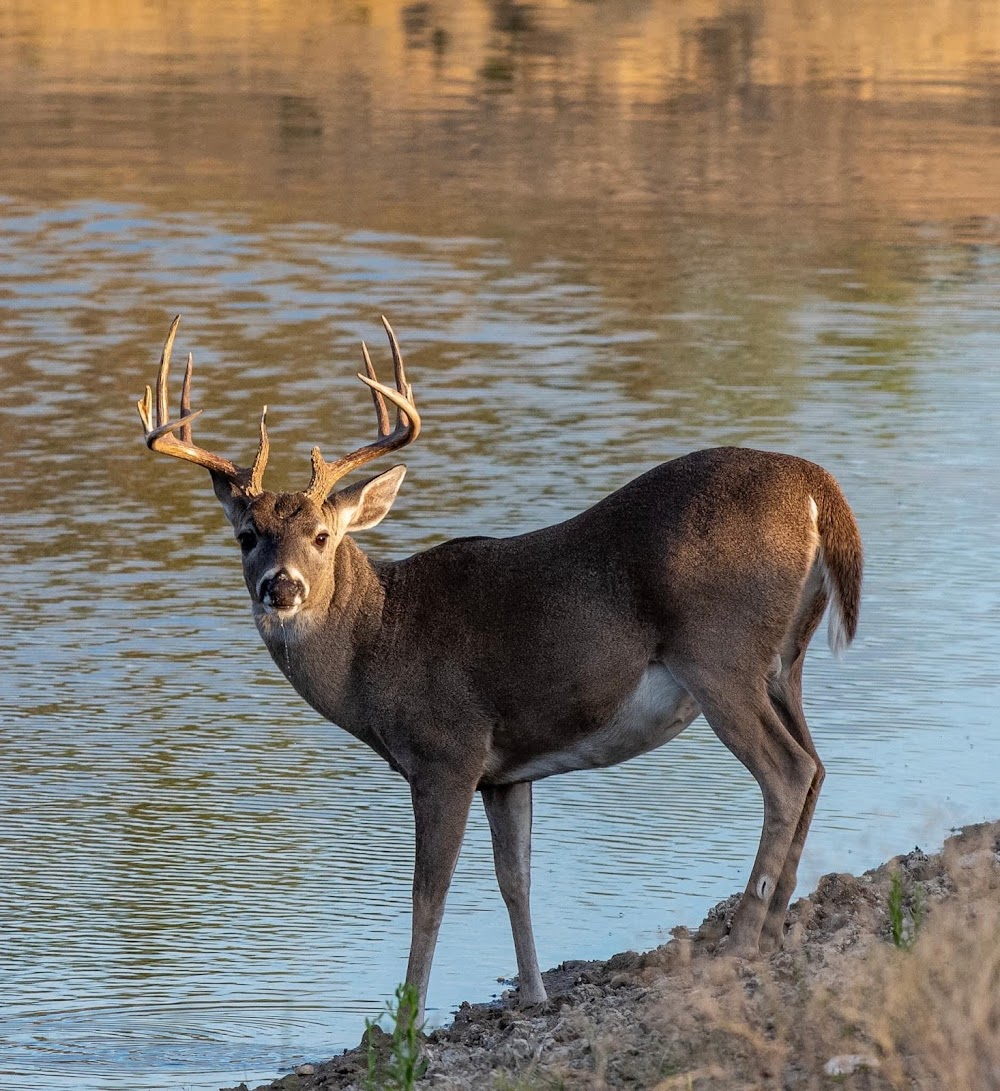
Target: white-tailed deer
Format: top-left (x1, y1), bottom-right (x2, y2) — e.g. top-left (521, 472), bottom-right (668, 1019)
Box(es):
top-left (138, 316), bottom-right (862, 1020)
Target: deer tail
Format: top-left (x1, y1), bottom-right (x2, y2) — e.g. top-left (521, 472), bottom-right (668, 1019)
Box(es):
top-left (813, 475), bottom-right (863, 656)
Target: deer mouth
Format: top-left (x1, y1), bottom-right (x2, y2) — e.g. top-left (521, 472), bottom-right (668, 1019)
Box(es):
top-left (262, 601), bottom-right (302, 619)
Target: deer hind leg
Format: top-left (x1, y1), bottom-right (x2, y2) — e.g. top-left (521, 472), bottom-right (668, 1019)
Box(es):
top-left (758, 653), bottom-right (825, 953)
top-left (683, 675), bottom-right (818, 959)
top-left (757, 572), bottom-right (830, 951)
top-left (481, 782), bottom-right (547, 1004)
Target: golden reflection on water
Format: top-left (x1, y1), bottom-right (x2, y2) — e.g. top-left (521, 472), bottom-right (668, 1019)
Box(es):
top-left (1, 3), bottom-right (1000, 1089)
top-left (2, 0), bottom-right (999, 230)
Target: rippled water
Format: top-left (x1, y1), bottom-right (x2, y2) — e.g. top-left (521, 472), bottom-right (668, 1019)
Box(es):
top-left (1, 3), bottom-right (1000, 1088)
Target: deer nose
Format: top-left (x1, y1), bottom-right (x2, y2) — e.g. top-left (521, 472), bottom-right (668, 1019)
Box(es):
top-left (258, 568), bottom-right (308, 610)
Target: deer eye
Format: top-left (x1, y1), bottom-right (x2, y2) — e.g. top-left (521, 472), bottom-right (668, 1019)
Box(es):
top-left (314, 531), bottom-right (330, 548)
top-left (237, 530), bottom-right (257, 552)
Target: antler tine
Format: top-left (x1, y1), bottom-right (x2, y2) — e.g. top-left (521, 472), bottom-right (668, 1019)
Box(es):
top-left (355, 371), bottom-right (421, 435)
top-left (248, 406), bottom-right (270, 495)
top-left (157, 314), bottom-right (179, 425)
top-left (303, 319), bottom-right (421, 503)
top-left (137, 316), bottom-right (270, 495)
top-left (380, 314), bottom-right (413, 428)
top-left (361, 340), bottom-right (391, 438)
top-left (179, 352), bottom-right (194, 445)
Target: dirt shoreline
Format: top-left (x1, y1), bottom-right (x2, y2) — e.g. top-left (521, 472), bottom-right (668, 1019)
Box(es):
top-left (226, 820), bottom-right (1000, 1091)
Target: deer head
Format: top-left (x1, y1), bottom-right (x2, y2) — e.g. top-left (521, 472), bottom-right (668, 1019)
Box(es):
top-left (137, 316), bottom-right (420, 625)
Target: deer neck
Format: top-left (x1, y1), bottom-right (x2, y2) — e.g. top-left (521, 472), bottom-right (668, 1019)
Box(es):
top-left (253, 534), bottom-right (389, 736)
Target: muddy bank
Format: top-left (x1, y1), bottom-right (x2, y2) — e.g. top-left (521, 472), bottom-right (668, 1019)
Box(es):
top-left (227, 821), bottom-right (1000, 1091)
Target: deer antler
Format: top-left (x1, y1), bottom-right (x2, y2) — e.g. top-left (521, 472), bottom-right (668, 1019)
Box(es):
top-left (137, 316), bottom-right (270, 496)
top-left (303, 315), bottom-right (421, 503)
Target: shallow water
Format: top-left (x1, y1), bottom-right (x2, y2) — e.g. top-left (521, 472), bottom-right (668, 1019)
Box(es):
top-left (1, 2), bottom-right (999, 1088)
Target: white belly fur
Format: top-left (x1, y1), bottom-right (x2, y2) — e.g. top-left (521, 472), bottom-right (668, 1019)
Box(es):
top-left (496, 663), bottom-right (701, 783)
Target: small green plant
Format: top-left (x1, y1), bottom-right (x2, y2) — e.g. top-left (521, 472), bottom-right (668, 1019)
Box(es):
top-left (887, 868), bottom-right (908, 948)
top-left (912, 882), bottom-right (926, 934)
top-left (888, 868), bottom-right (924, 949)
top-left (364, 982), bottom-right (427, 1091)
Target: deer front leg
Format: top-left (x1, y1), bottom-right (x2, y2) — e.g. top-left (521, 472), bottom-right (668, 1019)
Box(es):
top-left (405, 773), bottom-right (477, 1023)
top-left (481, 782), bottom-right (547, 1005)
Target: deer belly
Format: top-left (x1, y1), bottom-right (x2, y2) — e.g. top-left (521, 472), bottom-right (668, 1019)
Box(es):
top-left (492, 663), bottom-right (700, 784)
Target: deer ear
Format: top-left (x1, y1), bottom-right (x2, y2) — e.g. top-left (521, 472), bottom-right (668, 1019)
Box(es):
top-left (335, 465), bottom-right (407, 532)
top-left (211, 471), bottom-right (250, 528)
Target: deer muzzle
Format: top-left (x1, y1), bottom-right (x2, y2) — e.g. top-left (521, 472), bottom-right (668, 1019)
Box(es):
top-left (257, 568), bottom-right (309, 613)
